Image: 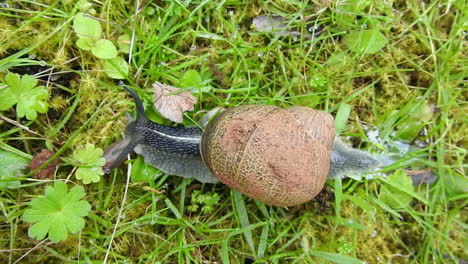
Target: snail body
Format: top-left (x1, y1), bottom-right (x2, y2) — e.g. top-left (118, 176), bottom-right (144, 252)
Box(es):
top-left (104, 88), bottom-right (381, 206)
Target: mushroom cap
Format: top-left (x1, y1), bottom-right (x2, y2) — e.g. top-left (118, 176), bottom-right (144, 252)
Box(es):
top-left (200, 105), bottom-right (335, 206)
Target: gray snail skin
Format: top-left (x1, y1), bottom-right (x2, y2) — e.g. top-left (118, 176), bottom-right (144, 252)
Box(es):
top-left (104, 87), bottom-right (381, 206)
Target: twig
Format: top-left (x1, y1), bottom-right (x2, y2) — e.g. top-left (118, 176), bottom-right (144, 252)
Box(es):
top-left (14, 239), bottom-right (48, 264)
top-left (0, 114), bottom-right (42, 136)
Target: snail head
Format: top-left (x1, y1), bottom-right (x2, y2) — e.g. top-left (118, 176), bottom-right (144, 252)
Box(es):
top-left (103, 87), bottom-right (147, 173)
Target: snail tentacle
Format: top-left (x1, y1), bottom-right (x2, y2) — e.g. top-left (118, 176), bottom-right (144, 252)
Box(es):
top-left (103, 135), bottom-right (143, 173)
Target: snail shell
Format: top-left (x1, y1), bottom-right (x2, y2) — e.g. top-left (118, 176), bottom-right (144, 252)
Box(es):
top-left (201, 105), bottom-right (335, 207)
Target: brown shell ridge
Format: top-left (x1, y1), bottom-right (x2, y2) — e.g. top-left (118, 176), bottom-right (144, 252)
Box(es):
top-left (287, 107), bottom-right (335, 148)
top-left (233, 107), bottom-right (282, 180)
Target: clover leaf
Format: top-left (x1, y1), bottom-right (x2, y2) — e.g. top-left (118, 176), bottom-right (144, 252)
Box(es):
top-left (73, 143), bottom-right (106, 184)
top-left (23, 181), bottom-right (91, 243)
top-left (0, 73), bottom-right (49, 120)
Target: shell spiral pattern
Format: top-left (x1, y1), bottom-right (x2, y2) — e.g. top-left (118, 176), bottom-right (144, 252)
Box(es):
top-left (201, 105), bottom-right (335, 206)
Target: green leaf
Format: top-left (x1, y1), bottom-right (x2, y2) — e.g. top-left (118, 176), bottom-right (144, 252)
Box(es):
top-left (396, 101), bottom-right (433, 141)
top-left (444, 173), bottom-right (468, 198)
top-left (74, 143), bottom-right (104, 164)
top-left (103, 57), bottom-right (129, 79)
top-left (0, 87), bottom-right (16, 110)
top-left (334, 0), bottom-right (371, 29)
top-left (179, 70), bottom-right (201, 88)
top-left (5, 72), bottom-right (22, 89)
top-left (326, 51), bottom-right (351, 68)
top-left (292, 93), bottom-right (320, 108)
top-left (117, 34), bottom-right (131, 54)
top-left (76, 37), bottom-right (95, 51)
top-left (308, 74), bottom-right (328, 90)
top-left (76, 167), bottom-right (102, 184)
top-left (144, 6), bottom-right (155, 16)
top-left (188, 190), bottom-right (220, 214)
top-left (179, 69), bottom-right (211, 93)
top-left (66, 182), bottom-right (86, 201)
top-left (18, 74), bottom-right (39, 91)
top-left (343, 29), bottom-right (387, 54)
top-left (379, 170), bottom-right (414, 209)
top-left (0, 149), bottom-right (29, 189)
top-left (73, 12), bottom-right (102, 38)
top-left (78, 0), bottom-right (93, 12)
top-left (334, 103), bottom-right (352, 134)
top-left (91, 39), bottom-right (118, 59)
top-left (130, 156), bottom-right (160, 183)
top-left (72, 143), bottom-right (106, 184)
top-left (16, 86), bottom-right (48, 120)
top-left (1, 73), bottom-right (49, 120)
top-left (257, 224), bottom-right (269, 258)
top-left (23, 181), bottom-right (91, 243)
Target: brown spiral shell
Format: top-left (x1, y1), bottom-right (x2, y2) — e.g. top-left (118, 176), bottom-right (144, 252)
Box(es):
top-left (200, 105), bottom-right (335, 206)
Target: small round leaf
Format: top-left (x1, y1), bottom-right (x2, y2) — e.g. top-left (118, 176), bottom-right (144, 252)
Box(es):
top-left (73, 12), bottom-right (102, 38)
top-left (117, 34), bottom-right (131, 54)
top-left (103, 57), bottom-right (129, 79)
top-left (76, 37), bottom-right (95, 51)
top-left (343, 29), bottom-right (388, 54)
top-left (91, 39), bottom-right (118, 59)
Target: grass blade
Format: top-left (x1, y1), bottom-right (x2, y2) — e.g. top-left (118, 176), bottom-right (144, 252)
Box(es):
top-left (310, 250), bottom-right (365, 264)
top-left (232, 190), bottom-right (256, 255)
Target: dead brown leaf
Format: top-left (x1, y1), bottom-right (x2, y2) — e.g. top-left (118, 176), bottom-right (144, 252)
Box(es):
top-left (29, 149), bottom-right (59, 179)
top-left (152, 82), bottom-right (197, 123)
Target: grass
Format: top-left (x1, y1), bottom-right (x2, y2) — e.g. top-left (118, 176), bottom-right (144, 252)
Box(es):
top-left (0, 0), bottom-right (466, 263)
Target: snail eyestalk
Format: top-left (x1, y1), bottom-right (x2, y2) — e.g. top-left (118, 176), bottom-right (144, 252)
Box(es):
top-left (121, 86), bottom-right (147, 122)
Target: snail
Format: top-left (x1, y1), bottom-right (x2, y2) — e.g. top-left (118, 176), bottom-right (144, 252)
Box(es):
top-left (104, 87), bottom-right (381, 206)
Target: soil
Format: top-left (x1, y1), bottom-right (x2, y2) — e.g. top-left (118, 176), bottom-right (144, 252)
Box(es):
top-left (29, 149), bottom-right (59, 179)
